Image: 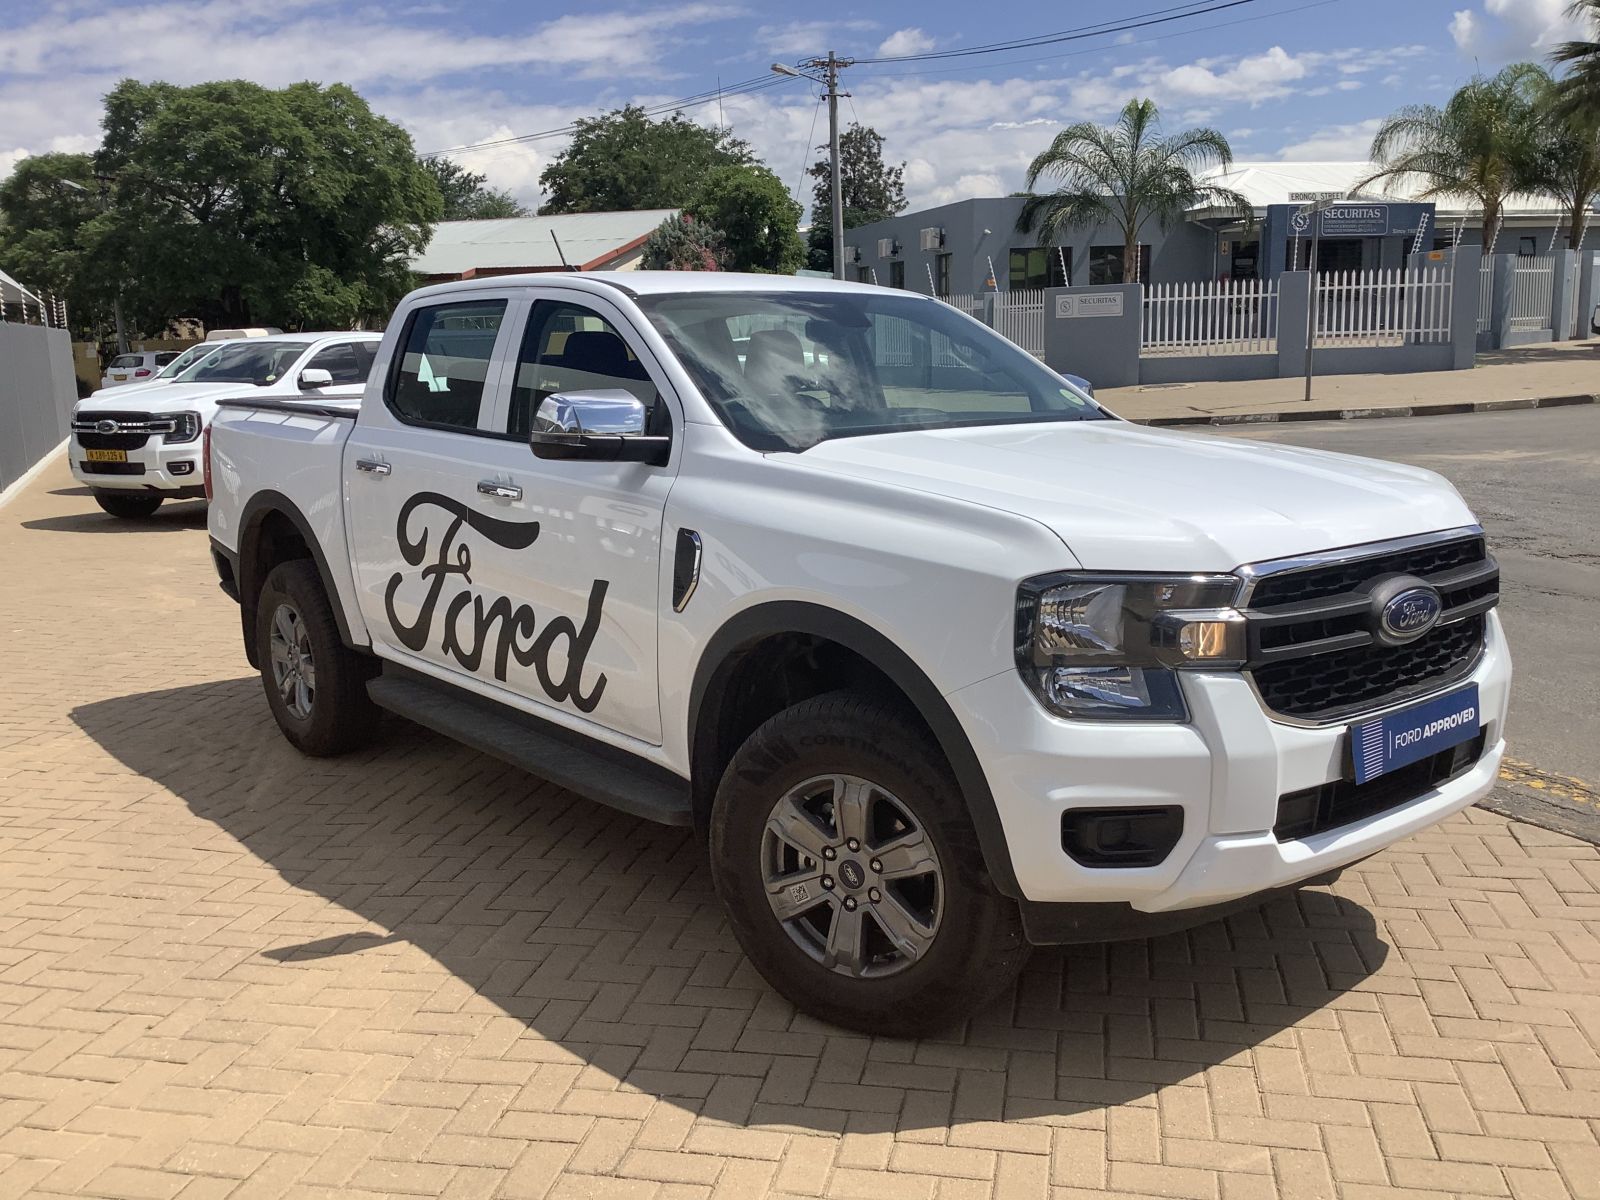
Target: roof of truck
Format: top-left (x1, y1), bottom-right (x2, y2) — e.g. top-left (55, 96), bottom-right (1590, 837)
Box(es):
top-left (409, 271), bottom-right (913, 302)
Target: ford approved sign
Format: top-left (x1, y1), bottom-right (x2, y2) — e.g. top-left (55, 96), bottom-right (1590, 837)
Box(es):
top-left (1352, 685), bottom-right (1480, 784)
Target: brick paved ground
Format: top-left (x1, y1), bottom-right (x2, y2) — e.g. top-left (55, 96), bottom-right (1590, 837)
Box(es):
top-left (2, 456), bottom-right (1599, 1200)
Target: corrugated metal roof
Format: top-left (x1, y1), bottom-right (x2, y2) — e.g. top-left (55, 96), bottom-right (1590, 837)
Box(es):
top-left (1194, 161), bottom-right (1566, 218)
top-left (412, 210), bottom-right (678, 275)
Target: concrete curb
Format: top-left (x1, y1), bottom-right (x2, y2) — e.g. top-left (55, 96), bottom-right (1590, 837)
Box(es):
top-left (1129, 393), bottom-right (1600, 428)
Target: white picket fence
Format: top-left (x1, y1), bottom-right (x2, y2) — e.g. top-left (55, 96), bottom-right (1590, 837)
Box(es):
top-left (994, 290), bottom-right (1046, 356)
top-left (1477, 260), bottom-right (1495, 334)
top-left (1510, 256), bottom-right (1555, 332)
top-left (1142, 279), bottom-right (1278, 356)
top-left (1313, 263), bottom-right (1453, 347)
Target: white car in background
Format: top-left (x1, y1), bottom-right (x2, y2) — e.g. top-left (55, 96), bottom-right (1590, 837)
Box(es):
top-left (71, 331), bottom-right (382, 519)
top-left (99, 350), bottom-right (183, 390)
top-left (84, 340), bottom-right (237, 402)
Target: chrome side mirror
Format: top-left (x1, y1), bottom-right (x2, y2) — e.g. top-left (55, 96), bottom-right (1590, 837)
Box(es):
top-left (530, 389), bottom-right (669, 465)
top-left (298, 367), bottom-right (333, 389)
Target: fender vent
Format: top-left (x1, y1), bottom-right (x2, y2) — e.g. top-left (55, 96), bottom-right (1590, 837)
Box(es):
top-left (673, 529), bottom-right (702, 612)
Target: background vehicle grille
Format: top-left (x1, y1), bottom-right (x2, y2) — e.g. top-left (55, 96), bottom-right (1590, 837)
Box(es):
top-left (72, 412), bottom-right (155, 450)
top-left (1241, 533), bottom-right (1497, 723)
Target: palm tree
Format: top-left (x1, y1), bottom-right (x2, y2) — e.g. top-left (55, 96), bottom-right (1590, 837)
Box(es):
top-left (1531, 70), bottom-right (1600, 249)
top-left (1016, 98), bottom-right (1249, 284)
top-left (1355, 63), bottom-right (1546, 252)
top-left (1549, 0), bottom-right (1600, 122)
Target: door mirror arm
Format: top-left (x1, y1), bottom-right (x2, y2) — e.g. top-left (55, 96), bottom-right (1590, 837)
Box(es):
top-left (530, 389), bottom-right (670, 467)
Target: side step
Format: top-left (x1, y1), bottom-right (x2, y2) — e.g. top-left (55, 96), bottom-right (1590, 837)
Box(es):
top-left (367, 667), bottom-right (692, 826)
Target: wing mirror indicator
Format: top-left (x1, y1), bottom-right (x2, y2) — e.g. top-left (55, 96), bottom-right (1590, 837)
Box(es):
top-left (530, 389), bottom-right (669, 466)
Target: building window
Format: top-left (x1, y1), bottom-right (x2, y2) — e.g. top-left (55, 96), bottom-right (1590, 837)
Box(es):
top-left (889, 260), bottom-right (906, 289)
top-left (934, 253), bottom-right (951, 296)
top-left (1518, 236), bottom-right (1537, 257)
top-left (1088, 244), bottom-right (1151, 285)
top-left (1009, 247), bottom-right (1070, 289)
top-left (856, 266), bottom-right (873, 284)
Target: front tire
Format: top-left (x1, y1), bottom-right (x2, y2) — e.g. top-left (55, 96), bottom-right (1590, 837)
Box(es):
top-left (254, 560), bottom-right (380, 756)
top-left (93, 490), bottom-right (162, 519)
top-left (709, 692), bottom-right (1028, 1036)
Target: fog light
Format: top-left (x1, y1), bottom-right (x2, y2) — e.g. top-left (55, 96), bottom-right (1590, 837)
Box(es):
top-left (1061, 806), bottom-right (1184, 868)
top-left (170, 461), bottom-right (195, 476)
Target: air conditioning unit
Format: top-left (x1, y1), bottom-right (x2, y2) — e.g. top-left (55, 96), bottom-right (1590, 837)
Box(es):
top-left (844, 245), bottom-right (861, 264)
top-left (877, 237), bottom-right (899, 258)
top-left (919, 227), bottom-right (944, 251)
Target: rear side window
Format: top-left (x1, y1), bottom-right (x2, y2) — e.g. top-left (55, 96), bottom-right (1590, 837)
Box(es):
top-left (388, 300), bottom-right (507, 431)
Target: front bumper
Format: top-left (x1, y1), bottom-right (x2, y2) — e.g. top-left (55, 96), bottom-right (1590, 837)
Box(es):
top-left (948, 611), bottom-right (1510, 926)
top-left (68, 432), bottom-right (204, 494)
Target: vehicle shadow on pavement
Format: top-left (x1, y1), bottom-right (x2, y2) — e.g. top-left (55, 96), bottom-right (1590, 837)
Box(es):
top-left (73, 677), bottom-right (1390, 1135)
top-left (22, 501), bottom-right (208, 535)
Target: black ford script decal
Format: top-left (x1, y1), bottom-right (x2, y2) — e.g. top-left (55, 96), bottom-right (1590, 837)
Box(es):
top-left (383, 492), bottom-right (608, 712)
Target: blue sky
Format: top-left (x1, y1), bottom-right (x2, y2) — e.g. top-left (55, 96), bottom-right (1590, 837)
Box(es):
top-left (0, 0), bottom-right (1584, 218)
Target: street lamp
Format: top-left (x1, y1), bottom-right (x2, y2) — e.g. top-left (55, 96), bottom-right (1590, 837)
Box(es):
top-left (48, 176), bottom-right (128, 352)
top-left (774, 53), bottom-right (853, 281)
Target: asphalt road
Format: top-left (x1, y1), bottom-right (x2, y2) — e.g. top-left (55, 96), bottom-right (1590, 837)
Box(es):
top-left (1218, 407), bottom-right (1600, 820)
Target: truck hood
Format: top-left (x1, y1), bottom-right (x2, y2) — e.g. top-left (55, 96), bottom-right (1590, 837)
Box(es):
top-left (77, 381), bottom-right (363, 414)
top-left (793, 419), bottom-right (1477, 572)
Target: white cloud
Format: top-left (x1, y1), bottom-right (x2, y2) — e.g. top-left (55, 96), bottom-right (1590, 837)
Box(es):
top-left (757, 19), bottom-right (877, 58)
top-left (1164, 47), bottom-right (1310, 104)
top-left (1275, 118), bottom-right (1382, 161)
top-left (1449, 0), bottom-right (1582, 59)
top-left (876, 28), bottom-right (936, 57)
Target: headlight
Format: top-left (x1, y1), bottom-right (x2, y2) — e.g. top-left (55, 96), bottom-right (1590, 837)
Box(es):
top-left (161, 412), bottom-right (201, 444)
top-left (1015, 573), bottom-right (1245, 720)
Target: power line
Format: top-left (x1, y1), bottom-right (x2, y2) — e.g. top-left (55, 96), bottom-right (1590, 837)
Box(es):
top-left (850, 0), bottom-right (1258, 64)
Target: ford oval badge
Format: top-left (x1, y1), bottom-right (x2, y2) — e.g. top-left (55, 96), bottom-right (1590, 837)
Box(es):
top-left (1380, 587), bottom-right (1442, 643)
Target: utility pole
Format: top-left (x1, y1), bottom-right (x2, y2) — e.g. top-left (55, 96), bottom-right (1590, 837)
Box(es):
top-left (773, 52), bottom-right (854, 280)
top-left (1294, 197), bottom-right (1336, 403)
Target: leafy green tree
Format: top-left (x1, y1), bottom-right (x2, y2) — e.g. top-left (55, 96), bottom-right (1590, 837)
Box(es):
top-left (641, 213), bottom-right (726, 271)
top-left (806, 124), bottom-right (907, 271)
top-left (538, 106), bottom-right (752, 215)
top-left (0, 152), bottom-right (115, 333)
top-left (687, 165), bottom-right (803, 274)
top-left (92, 78), bottom-right (440, 329)
top-left (1356, 64), bottom-right (1546, 251)
top-left (1017, 98), bottom-right (1247, 283)
top-left (421, 157), bottom-right (528, 220)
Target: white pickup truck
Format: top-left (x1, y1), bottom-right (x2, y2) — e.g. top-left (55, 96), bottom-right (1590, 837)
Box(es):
top-left (71, 332), bottom-right (380, 518)
top-left (207, 273), bottom-right (1509, 1033)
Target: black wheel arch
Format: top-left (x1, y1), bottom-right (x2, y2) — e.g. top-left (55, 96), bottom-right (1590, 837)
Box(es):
top-left (687, 601), bottom-right (1022, 899)
top-left (235, 490), bottom-right (367, 669)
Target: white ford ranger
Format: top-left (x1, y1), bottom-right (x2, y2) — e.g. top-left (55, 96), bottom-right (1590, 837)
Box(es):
top-left (206, 273), bottom-right (1509, 1033)
top-left (71, 332), bottom-right (380, 519)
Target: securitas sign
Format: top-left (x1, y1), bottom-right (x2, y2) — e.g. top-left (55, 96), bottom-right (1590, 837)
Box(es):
top-left (1272, 201), bottom-right (1434, 240)
top-left (1320, 205), bottom-right (1392, 236)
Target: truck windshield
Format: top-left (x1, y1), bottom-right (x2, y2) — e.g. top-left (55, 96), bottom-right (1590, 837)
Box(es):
top-left (175, 340), bottom-right (313, 386)
top-left (155, 342), bottom-right (225, 379)
top-left (635, 290), bottom-right (1106, 452)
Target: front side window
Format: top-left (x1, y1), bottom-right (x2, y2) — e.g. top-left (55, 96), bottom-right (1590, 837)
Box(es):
top-left (638, 290), bottom-right (1107, 453)
top-left (388, 300), bottom-right (506, 430)
top-left (506, 301), bottom-right (660, 437)
top-left (179, 340), bottom-right (314, 385)
top-left (306, 340), bottom-right (378, 384)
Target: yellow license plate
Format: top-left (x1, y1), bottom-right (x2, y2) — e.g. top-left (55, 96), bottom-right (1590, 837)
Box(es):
top-left (85, 448), bottom-right (127, 463)
top-left (111, 373), bottom-right (127, 381)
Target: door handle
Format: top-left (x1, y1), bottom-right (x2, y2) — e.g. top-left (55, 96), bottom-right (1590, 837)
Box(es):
top-left (477, 480), bottom-right (522, 501)
top-left (354, 459), bottom-right (391, 476)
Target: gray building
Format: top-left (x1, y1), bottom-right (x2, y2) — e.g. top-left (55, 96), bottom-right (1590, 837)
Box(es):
top-left (845, 160), bottom-right (1583, 297)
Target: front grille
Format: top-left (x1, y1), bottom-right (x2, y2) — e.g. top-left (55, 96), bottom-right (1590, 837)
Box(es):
top-left (1274, 731), bottom-right (1487, 840)
top-left (1241, 532), bottom-right (1497, 723)
top-left (79, 461), bottom-right (146, 476)
top-left (71, 411), bottom-right (175, 451)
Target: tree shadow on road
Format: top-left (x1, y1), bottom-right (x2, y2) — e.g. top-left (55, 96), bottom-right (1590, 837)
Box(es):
top-left (72, 677), bottom-right (1389, 1135)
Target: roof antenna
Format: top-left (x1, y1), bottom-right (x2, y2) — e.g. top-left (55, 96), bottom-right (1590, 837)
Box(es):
top-left (551, 230), bottom-right (572, 270)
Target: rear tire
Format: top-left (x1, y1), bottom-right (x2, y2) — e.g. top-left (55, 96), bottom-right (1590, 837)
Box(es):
top-left (93, 491), bottom-right (162, 519)
top-left (709, 691), bottom-right (1028, 1036)
top-left (254, 560), bottom-right (380, 756)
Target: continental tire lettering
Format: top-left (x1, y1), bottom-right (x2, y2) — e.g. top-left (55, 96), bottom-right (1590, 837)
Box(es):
top-left (383, 491), bottom-right (609, 711)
